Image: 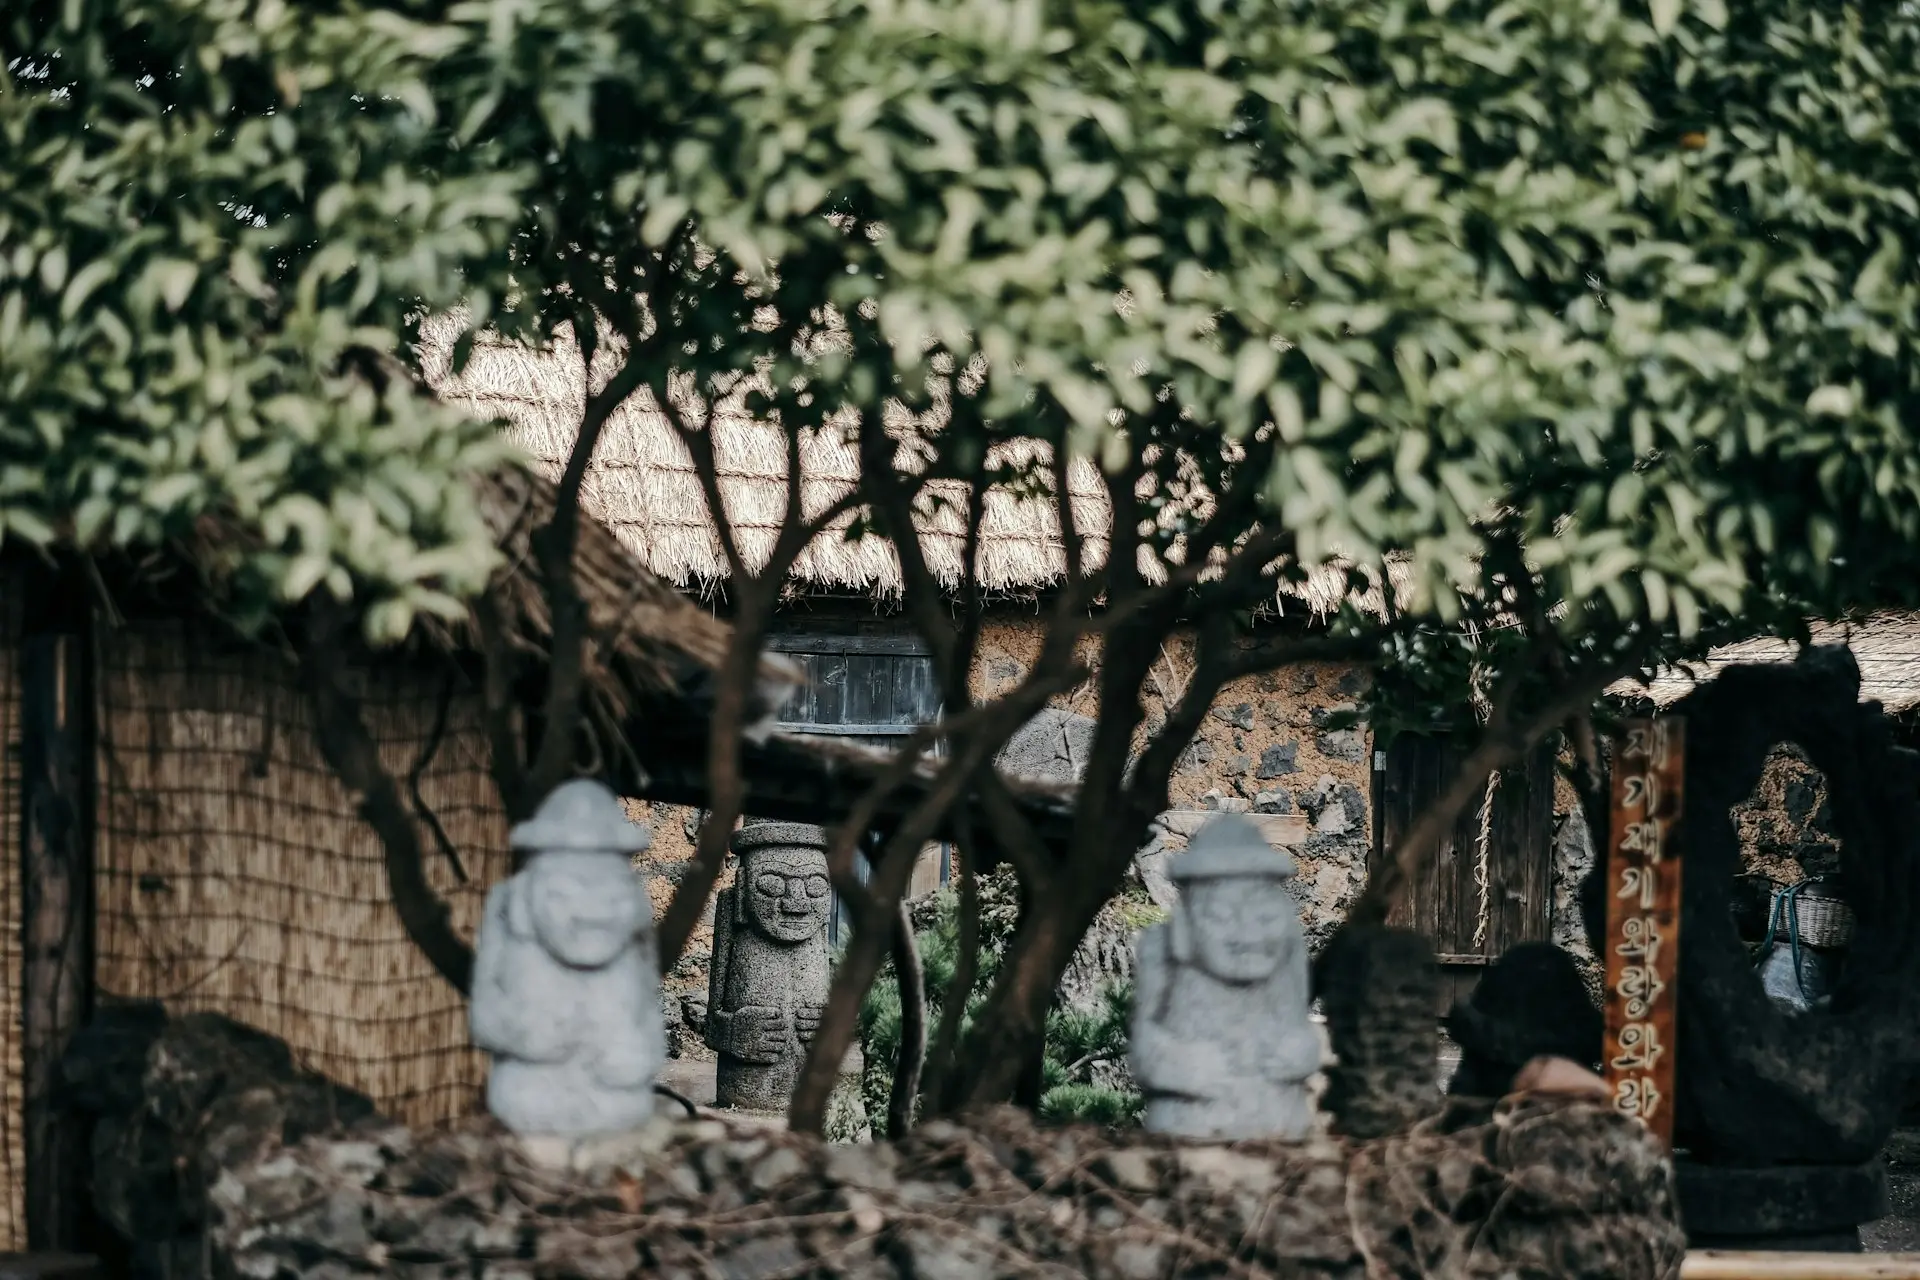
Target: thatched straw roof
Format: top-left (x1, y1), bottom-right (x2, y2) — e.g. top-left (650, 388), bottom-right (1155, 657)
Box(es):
top-left (459, 465), bottom-right (777, 711)
top-left (153, 452), bottom-right (769, 710)
top-left (418, 316), bottom-right (1382, 616)
top-left (1618, 613), bottom-right (1920, 713)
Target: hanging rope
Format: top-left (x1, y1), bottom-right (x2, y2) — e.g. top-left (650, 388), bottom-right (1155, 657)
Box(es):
top-left (1471, 769), bottom-right (1502, 951)
top-left (1466, 658), bottom-right (1499, 953)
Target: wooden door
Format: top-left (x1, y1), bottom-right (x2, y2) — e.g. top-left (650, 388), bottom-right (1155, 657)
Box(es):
top-left (1373, 734), bottom-right (1556, 1011)
top-left (767, 629), bottom-right (946, 943)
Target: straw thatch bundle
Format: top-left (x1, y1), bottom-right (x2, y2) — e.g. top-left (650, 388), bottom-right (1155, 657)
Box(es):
top-left (418, 314), bottom-right (1401, 617)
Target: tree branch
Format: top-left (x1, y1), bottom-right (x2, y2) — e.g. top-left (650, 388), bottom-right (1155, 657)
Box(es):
top-left (522, 226), bottom-right (694, 810)
top-left (1127, 614), bottom-right (1238, 815)
top-left (655, 417), bottom-right (898, 970)
top-left (654, 596), bottom-right (772, 968)
top-left (919, 807), bottom-right (981, 1114)
top-left (887, 896), bottom-right (927, 1138)
top-left (788, 706), bottom-right (1028, 1133)
top-left (974, 773), bottom-right (1056, 894)
top-left (667, 405), bottom-right (751, 582)
top-left (299, 610), bottom-right (472, 993)
top-left (858, 415), bottom-right (956, 676)
top-left (406, 666), bottom-right (468, 884)
top-left (1049, 416), bottom-right (1086, 587)
top-left (951, 415), bottom-right (991, 707)
top-left (522, 348), bottom-right (654, 803)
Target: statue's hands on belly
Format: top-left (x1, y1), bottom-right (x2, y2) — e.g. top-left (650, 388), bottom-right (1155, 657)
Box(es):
top-left (722, 1005), bottom-right (790, 1063)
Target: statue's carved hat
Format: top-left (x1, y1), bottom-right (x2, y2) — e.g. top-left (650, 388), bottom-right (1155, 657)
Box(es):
top-left (1169, 813), bottom-right (1296, 883)
top-left (509, 778), bottom-right (651, 855)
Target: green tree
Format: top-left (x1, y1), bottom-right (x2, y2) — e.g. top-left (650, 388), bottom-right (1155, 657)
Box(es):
top-left (2, 0), bottom-right (523, 639)
top-left (12, 0), bottom-right (1920, 1136)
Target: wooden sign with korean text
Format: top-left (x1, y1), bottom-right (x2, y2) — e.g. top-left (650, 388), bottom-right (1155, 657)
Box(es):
top-left (1603, 717), bottom-right (1686, 1146)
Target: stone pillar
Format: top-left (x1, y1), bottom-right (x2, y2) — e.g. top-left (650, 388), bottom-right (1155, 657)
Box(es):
top-left (706, 822), bottom-right (832, 1112)
top-left (1317, 925), bottom-right (1441, 1139)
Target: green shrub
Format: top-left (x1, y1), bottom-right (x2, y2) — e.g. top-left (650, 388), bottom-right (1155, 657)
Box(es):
top-left (856, 873), bottom-right (1142, 1132)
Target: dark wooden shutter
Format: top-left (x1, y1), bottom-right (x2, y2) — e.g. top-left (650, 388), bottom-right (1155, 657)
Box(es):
top-left (768, 631), bottom-right (945, 942)
top-left (1373, 734), bottom-right (1556, 1011)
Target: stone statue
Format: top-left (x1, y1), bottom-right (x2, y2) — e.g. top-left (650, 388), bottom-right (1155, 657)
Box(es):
top-left (1318, 925), bottom-right (1441, 1138)
top-left (469, 779), bottom-right (664, 1137)
top-left (1131, 813), bottom-right (1320, 1140)
top-left (706, 821), bottom-right (833, 1111)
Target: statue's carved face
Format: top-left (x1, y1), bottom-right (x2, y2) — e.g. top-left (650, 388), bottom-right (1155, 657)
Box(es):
top-left (743, 848), bottom-right (831, 944)
top-left (1185, 877), bottom-right (1298, 984)
top-left (529, 851), bottom-right (649, 969)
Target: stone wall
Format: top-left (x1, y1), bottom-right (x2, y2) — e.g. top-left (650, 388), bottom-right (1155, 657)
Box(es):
top-left (934, 617), bottom-right (1373, 948)
top-left (1548, 767), bottom-right (1602, 997)
top-left (632, 610), bottom-right (1637, 1045)
top-left (624, 798), bottom-right (728, 1060)
top-left (211, 1099), bottom-right (1684, 1280)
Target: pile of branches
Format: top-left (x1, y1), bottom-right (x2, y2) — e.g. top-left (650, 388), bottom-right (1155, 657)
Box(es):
top-left (208, 1098), bottom-right (1683, 1280)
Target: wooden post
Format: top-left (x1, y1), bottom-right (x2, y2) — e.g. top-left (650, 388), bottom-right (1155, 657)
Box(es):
top-left (19, 598), bottom-right (94, 1251)
top-left (1602, 716), bottom-right (1686, 1146)
top-left (1681, 1252), bottom-right (1920, 1279)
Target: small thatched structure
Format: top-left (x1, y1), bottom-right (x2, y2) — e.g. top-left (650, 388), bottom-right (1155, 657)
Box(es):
top-left (0, 457), bottom-right (788, 1250)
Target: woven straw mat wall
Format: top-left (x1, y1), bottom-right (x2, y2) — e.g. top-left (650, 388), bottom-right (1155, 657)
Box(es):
top-left (93, 620), bottom-right (511, 1129)
top-left (0, 587), bottom-right (25, 1248)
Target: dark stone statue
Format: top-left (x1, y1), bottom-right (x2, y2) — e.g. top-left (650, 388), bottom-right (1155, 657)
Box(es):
top-left (1446, 942), bottom-right (1602, 1100)
top-left (705, 822), bottom-right (833, 1111)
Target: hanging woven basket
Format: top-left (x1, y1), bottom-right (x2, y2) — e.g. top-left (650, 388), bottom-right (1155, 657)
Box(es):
top-left (1769, 881), bottom-right (1857, 949)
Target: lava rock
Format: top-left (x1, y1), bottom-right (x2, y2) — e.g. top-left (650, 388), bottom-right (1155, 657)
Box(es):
top-left (1258, 742), bottom-right (1301, 779)
top-left (1212, 702), bottom-right (1257, 731)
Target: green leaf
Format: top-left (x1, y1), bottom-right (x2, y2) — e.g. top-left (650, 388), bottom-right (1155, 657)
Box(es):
top-left (60, 260), bottom-right (116, 322)
top-left (1806, 386), bottom-right (1854, 417)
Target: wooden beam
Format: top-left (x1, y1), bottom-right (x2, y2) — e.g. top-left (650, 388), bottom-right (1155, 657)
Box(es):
top-left (766, 631), bottom-right (933, 657)
top-left (1682, 1253), bottom-right (1920, 1279)
top-left (623, 695), bottom-right (1078, 855)
top-left (19, 608), bottom-right (94, 1251)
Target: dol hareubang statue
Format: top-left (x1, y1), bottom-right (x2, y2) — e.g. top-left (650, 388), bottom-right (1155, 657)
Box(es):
top-left (706, 822), bottom-right (833, 1111)
top-left (469, 780), bottom-right (665, 1136)
top-left (1131, 813), bottom-right (1320, 1141)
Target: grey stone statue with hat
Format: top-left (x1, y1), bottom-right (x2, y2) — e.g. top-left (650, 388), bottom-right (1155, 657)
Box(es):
top-left (1131, 812), bottom-right (1320, 1140)
top-left (469, 779), bottom-right (666, 1136)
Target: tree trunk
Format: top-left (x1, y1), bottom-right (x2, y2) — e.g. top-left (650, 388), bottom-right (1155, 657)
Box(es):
top-left (950, 881), bottom-right (1102, 1110)
top-left (20, 598), bottom-right (95, 1251)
